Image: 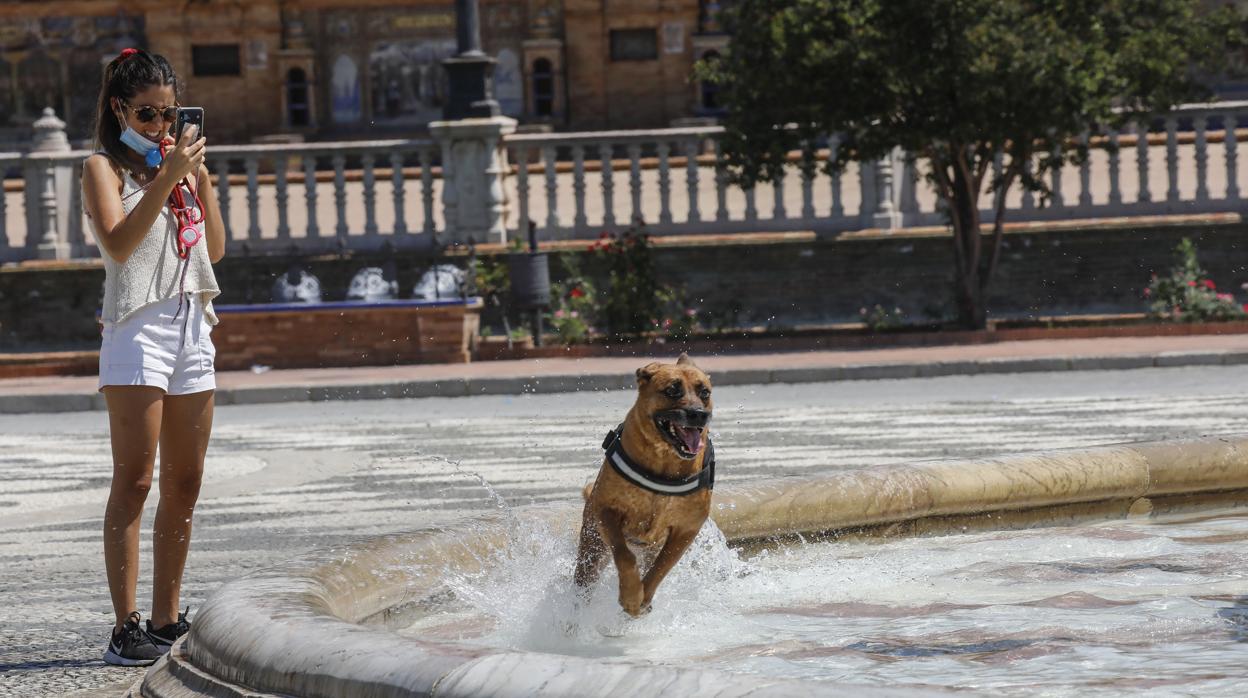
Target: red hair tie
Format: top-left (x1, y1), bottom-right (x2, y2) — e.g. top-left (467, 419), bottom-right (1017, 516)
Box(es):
top-left (118, 48), bottom-right (139, 60)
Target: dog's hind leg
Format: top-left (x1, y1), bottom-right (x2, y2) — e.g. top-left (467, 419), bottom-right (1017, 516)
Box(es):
top-left (641, 525), bottom-right (700, 610)
top-left (573, 507), bottom-right (607, 588)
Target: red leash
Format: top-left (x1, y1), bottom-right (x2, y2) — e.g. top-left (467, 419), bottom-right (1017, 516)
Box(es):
top-left (157, 141), bottom-right (205, 333)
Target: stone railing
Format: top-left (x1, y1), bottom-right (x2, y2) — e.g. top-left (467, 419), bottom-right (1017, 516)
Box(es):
top-left (4, 103), bottom-right (1248, 263)
top-left (504, 101), bottom-right (1248, 240)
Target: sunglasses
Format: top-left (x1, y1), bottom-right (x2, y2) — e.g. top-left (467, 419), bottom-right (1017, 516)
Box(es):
top-left (122, 102), bottom-right (179, 124)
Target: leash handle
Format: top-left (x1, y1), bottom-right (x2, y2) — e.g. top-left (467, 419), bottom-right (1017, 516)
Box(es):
top-left (158, 142), bottom-right (206, 261)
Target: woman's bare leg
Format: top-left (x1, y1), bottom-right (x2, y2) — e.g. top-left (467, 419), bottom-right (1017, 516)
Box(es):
top-left (150, 389), bottom-right (213, 628)
top-left (103, 386), bottom-right (164, 631)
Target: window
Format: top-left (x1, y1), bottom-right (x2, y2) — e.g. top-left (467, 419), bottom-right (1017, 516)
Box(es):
top-left (610, 29), bottom-right (658, 61)
top-left (532, 58), bottom-right (554, 117)
top-left (192, 45), bottom-right (241, 77)
top-left (287, 68), bottom-right (310, 127)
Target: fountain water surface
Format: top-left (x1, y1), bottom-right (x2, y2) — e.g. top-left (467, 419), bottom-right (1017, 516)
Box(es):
top-left (134, 435), bottom-right (1248, 697)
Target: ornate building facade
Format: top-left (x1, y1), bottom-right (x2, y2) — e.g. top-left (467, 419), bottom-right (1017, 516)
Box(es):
top-left (0, 0), bottom-right (730, 146)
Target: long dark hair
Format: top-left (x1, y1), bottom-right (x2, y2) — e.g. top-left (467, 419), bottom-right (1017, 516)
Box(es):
top-left (94, 48), bottom-right (180, 170)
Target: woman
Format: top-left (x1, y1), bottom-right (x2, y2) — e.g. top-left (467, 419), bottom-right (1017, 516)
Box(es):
top-left (81, 48), bottom-right (225, 666)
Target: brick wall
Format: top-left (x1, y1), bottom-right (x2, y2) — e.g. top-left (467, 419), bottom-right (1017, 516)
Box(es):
top-left (212, 302), bottom-right (480, 370)
top-left (3, 222), bottom-right (1247, 351)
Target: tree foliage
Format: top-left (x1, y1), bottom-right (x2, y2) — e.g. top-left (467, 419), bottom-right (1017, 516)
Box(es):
top-left (702, 0), bottom-right (1243, 328)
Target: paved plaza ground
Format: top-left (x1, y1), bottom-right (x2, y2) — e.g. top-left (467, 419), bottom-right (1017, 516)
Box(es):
top-left (2, 362), bottom-right (1248, 696)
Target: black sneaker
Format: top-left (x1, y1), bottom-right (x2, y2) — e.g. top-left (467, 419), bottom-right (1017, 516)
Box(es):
top-left (103, 612), bottom-right (163, 666)
top-left (145, 607), bottom-right (191, 652)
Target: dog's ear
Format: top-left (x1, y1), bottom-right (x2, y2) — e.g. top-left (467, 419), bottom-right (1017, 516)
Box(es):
top-left (636, 362), bottom-right (662, 383)
top-left (676, 352), bottom-right (696, 367)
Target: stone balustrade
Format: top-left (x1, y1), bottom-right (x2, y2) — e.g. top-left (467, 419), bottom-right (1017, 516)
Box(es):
top-left (3, 102), bottom-right (1248, 263)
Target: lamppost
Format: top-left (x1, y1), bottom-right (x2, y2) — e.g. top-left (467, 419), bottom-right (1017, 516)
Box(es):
top-left (443, 0), bottom-right (500, 120)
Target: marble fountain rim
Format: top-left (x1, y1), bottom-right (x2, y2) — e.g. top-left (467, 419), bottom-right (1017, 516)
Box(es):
top-left (134, 434), bottom-right (1248, 698)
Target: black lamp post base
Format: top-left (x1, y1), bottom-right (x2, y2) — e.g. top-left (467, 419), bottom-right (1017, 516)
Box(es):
top-left (443, 55), bottom-right (501, 120)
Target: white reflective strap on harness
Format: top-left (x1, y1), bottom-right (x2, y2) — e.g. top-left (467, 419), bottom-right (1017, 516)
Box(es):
top-left (602, 424), bottom-right (715, 496)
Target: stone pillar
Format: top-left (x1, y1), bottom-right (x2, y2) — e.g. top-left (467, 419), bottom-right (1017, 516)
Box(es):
top-left (26, 108), bottom-right (73, 260)
top-left (429, 116), bottom-right (517, 245)
top-left (871, 147), bottom-right (904, 230)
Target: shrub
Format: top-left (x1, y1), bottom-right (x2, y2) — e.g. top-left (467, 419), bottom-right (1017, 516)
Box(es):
top-left (1145, 238), bottom-right (1246, 322)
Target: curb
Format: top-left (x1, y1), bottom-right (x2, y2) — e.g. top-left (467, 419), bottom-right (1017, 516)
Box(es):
top-left (4, 350), bottom-right (1248, 415)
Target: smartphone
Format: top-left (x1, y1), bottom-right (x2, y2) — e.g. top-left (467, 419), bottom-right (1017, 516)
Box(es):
top-left (175, 107), bottom-right (204, 142)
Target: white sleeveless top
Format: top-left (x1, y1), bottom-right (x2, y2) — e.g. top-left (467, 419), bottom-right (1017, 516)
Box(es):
top-left (92, 162), bottom-right (221, 326)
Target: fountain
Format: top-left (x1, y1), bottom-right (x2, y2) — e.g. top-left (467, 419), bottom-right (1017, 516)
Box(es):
top-left (131, 435), bottom-right (1248, 697)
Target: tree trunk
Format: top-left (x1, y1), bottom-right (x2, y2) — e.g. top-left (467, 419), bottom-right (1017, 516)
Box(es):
top-left (949, 160), bottom-right (987, 330)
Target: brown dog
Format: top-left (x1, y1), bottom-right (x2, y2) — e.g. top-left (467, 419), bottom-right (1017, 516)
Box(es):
top-left (574, 353), bottom-right (715, 616)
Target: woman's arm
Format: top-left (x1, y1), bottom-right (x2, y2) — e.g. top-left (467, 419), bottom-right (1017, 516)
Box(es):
top-left (196, 163), bottom-right (226, 263)
top-left (82, 129), bottom-right (206, 264)
top-left (82, 154), bottom-right (179, 264)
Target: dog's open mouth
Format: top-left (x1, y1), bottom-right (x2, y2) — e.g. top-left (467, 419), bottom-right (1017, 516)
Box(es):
top-left (654, 410), bottom-right (708, 459)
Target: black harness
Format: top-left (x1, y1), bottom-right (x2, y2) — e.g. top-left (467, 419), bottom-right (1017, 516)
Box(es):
top-left (601, 423), bottom-right (715, 496)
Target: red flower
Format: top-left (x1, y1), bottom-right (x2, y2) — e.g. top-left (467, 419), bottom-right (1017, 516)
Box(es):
top-left (1187, 280), bottom-right (1197, 287)
top-left (1143, 288), bottom-right (1151, 297)
top-left (599, 231), bottom-right (611, 239)
top-left (1203, 279), bottom-right (1216, 289)
top-left (570, 286), bottom-right (585, 298)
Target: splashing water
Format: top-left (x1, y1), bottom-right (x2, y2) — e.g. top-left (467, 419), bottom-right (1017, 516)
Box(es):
top-left (432, 517), bottom-right (756, 658)
top-left (401, 509), bottom-right (1248, 696)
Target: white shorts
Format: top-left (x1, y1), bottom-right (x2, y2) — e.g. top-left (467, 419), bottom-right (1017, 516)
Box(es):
top-left (99, 295), bottom-right (217, 395)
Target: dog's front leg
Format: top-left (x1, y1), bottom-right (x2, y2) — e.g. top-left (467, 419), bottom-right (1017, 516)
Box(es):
top-left (641, 525), bottom-right (700, 610)
top-left (599, 509), bottom-right (645, 616)
top-left (573, 506), bottom-right (607, 588)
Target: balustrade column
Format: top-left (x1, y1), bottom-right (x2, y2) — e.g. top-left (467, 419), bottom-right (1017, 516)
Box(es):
top-left (275, 156), bottom-right (290, 239)
top-left (543, 145), bottom-right (558, 234)
top-left (214, 159), bottom-right (232, 241)
top-left (245, 157), bottom-right (261, 241)
top-left (744, 182), bottom-right (758, 223)
top-left (332, 153), bottom-right (348, 239)
top-left (420, 148), bottom-right (436, 235)
top-left (658, 141), bottom-right (673, 226)
top-left (600, 144), bottom-right (616, 229)
top-left (515, 146), bottom-right (530, 237)
top-left (572, 145), bottom-right (587, 233)
top-left (685, 139), bottom-right (701, 224)
top-left (1226, 116), bottom-right (1240, 201)
top-left (828, 136), bottom-right (844, 219)
top-left (628, 143), bottom-right (643, 225)
top-left (772, 164), bottom-right (786, 220)
top-left (302, 156), bottom-right (319, 239)
top-left (1020, 156), bottom-right (1035, 211)
top-left (1136, 122), bottom-right (1151, 203)
top-left (1049, 153), bottom-right (1063, 209)
top-left (390, 152), bottom-right (407, 235)
top-left (800, 143), bottom-right (815, 221)
top-left (1165, 117), bottom-right (1180, 204)
top-left (36, 159), bottom-right (64, 258)
top-left (1107, 130), bottom-right (1122, 206)
top-left (362, 153), bottom-right (378, 236)
top-left (1078, 133), bottom-right (1092, 209)
top-left (713, 140), bottom-right (728, 223)
top-left (1194, 116), bottom-right (1208, 203)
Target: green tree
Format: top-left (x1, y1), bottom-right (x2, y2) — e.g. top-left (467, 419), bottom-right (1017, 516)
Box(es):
top-left (703, 0), bottom-right (1242, 329)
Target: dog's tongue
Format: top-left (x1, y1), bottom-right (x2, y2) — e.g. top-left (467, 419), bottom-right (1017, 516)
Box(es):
top-left (677, 426), bottom-right (703, 455)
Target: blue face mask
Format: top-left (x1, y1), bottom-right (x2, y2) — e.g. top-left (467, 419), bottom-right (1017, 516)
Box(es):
top-left (119, 125), bottom-right (164, 168)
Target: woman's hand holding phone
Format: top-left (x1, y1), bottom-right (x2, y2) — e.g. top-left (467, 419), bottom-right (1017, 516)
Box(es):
top-left (160, 126), bottom-right (205, 186)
